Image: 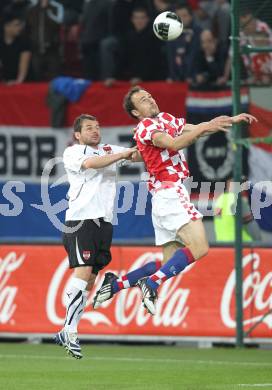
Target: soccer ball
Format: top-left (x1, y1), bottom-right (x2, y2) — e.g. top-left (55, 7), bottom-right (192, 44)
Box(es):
top-left (153, 11), bottom-right (183, 41)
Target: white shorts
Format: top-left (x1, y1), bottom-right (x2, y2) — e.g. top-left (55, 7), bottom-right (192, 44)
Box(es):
top-left (151, 185), bottom-right (202, 246)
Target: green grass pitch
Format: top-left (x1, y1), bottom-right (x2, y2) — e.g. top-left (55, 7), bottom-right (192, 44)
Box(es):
top-left (0, 342), bottom-right (271, 390)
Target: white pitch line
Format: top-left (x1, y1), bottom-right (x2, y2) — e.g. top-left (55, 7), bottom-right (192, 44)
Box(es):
top-left (0, 354), bottom-right (271, 367)
top-left (238, 385), bottom-right (272, 388)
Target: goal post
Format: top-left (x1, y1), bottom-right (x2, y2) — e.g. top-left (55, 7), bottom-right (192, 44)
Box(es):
top-left (230, 0), bottom-right (272, 347)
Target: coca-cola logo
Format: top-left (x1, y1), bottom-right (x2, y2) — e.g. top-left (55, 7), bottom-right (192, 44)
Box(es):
top-left (0, 252), bottom-right (25, 324)
top-left (46, 252), bottom-right (193, 328)
top-left (221, 252), bottom-right (272, 329)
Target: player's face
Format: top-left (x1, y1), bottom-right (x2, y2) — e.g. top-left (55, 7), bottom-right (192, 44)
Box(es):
top-left (76, 119), bottom-right (101, 146)
top-left (131, 90), bottom-right (160, 120)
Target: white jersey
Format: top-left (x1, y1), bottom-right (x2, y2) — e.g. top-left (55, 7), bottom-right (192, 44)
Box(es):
top-left (63, 143), bottom-right (126, 222)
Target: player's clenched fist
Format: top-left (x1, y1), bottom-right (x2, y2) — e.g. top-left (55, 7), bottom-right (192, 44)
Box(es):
top-left (121, 146), bottom-right (138, 160)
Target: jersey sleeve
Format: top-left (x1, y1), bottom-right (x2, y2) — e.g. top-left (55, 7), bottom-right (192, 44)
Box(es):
top-left (134, 118), bottom-right (163, 145)
top-left (63, 146), bottom-right (90, 173)
top-left (107, 144), bottom-right (128, 167)
top-left (109, 145), bottom-right (127, 153)
top-left (158, 112), bottom-right (186, 135)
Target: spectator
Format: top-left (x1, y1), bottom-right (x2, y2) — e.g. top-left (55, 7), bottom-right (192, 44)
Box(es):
top-left (80, 0), bottom-right (111, 81)
top-left (167, 3), bottom-right (202, 82)
top-left (100, 0), bottom-right (137, 86)
top-left (0, 9), bottom-right (32, 84)
top-left (120, 6), bottom-right (167, 84)
top-left (240, 8), bottom-right (272, 40)
top-left (194, 1), bottom-right (214, 31)
top-left (214, 178), bottom-right (261, 242)
top-left (59, 0), bottom-right (84, 25)
top-left (147, 0), bottom-right (172, 18)
top-left (100, 0), bottom-right (169, 87)
top-left (194, 29), bottom-right (228, 88)
top-left (27, 0), bottom-right (63, 81)
top-left (213, 0), bottom-right (230, 49)
top-left (240, 9), bottom-right (272, 84)
top-left (250, 31), bottom-right (272, 84)
top-left (195, 0), bottom-right (230, 48)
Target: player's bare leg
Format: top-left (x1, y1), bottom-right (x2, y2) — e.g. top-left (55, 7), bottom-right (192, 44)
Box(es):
top-left (176, 219), bottom-right (209, 260)
top-left (93, 240), bottom-right (182, 310)
top-left (137, 219), bottom-right (208, 315)
top-left (55, 266), bottom-right (96, 359)
top-left (162, 241), bottom-right (183, 263)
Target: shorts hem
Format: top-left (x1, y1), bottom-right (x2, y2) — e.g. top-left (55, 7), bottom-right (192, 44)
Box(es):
top-left (154, 213), bottom-right (203, 246)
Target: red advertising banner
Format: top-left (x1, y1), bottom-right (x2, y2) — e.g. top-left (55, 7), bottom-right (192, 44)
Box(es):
top-left (0, 245), bottom-right (271, 339)
top-left (0, 81), bottom-right (188, 127)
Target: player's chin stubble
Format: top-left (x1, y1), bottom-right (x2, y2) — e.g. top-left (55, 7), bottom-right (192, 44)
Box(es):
top-left (151, 110), bottom-right (159, 118)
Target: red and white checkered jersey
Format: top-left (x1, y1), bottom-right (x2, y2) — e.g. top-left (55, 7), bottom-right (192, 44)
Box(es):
top-left (134, 112), bottom-right (189, 193)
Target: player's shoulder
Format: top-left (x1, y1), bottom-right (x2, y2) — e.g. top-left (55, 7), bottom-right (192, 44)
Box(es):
top-left (135, 117), bottom-right (159, 135)
top-left (63, 144), bottom-right (85, 157)
top-left (101, 143), bottom-right (126, 153)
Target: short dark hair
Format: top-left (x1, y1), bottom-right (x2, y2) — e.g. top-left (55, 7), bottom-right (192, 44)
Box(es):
top-left (2, 3), bottom-right (26, 25)
top-left (132, 6), bottom-right (149, 16)
top-left (73, 114), bottom-right (97, 132)
top-left (240, 8), bottom-right (253, 18)
top-left (123, 86), bottom-right (144, 119)
top-left (175, 3), bottom-right (193, 15)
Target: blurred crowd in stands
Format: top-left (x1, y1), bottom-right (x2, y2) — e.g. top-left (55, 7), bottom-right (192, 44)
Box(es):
top-left (0, 0), bottom-right (271, 88)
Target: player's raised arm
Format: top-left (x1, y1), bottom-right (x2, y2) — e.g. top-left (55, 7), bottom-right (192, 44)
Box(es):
top-left (183, 114), bottom-right (258, 138)
top-left (152, 117), bottom-right (232, 151)
top-left (183, 116), bottom-right (233, 137)
top-left (231, 113), bottom-right (258, 124)
top-left (82, 147), bottom-right (137, 169)
top-left (152, 129), bottom-right (202, 150)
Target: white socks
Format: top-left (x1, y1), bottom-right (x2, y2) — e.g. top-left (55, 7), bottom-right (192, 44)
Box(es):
top-left (64, 277), bottom-right (88, 333)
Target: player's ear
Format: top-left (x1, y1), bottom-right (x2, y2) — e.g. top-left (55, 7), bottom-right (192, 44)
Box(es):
top-left (74, 131), bottom-right (80, 140)
top-left (132, 109), bottom-right (139, 119)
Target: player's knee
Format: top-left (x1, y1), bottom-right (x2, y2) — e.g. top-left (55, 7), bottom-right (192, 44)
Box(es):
top-left (88, 273), bottom-right (96, 284)
top-left (74, 266), bottom-right (93, 281)
top-left (200, 241), bottom-right (209, 258)
top-left (86, 274), bottom-right (96, 291)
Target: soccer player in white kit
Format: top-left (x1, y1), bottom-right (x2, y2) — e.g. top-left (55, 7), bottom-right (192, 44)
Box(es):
top-left (55, 114), bottom-right (136, 358)
top-left (93, 87), bottom-right (257, 316)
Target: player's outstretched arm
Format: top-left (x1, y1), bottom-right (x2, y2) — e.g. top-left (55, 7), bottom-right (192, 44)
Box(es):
top-left (199, 113), bottom-right (257, 136)
top-left (231, 113), bottom-right (258, 124)
top-left (182, 114), bottom-right (257, 140)
top-left (183, 116), bottom-right (233, 137)
top-left (82, 147), bottom-right (137, 169)
top-left (152, 117), bottom-right (232, 151)
top-left (152, 128), bottom-right (203, 150)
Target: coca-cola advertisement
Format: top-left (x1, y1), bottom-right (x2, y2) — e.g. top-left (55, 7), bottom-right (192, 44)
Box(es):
top-left (0, 245), bottom-right (271, 339)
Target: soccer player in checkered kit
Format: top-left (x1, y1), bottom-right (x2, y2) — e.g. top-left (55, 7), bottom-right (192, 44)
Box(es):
top-left (93, 86), bottom-right (257, 316)
top-left (55, 114), bottom-right (137, 358)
